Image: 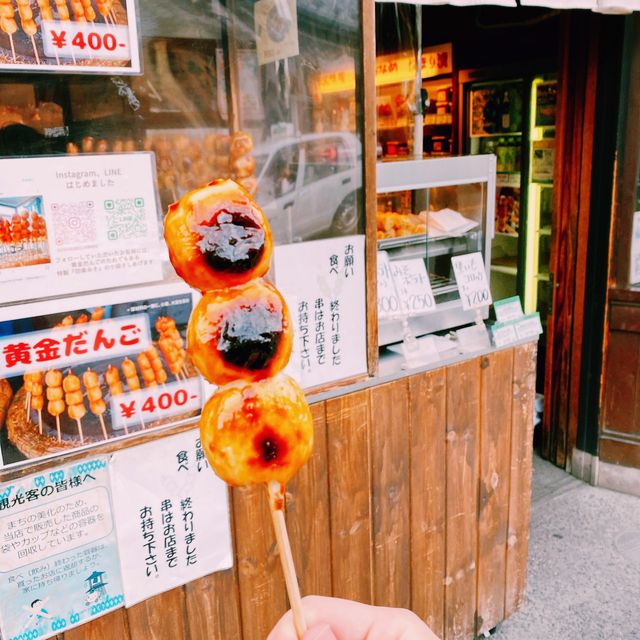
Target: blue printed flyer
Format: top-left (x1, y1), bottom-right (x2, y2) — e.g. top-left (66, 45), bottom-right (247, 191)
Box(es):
top-left (0, 456), bottom-right (124, 640)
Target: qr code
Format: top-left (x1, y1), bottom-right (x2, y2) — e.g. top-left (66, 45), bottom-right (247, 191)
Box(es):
top-left (50, 201), bottom-right (97, 247)
top-left (105, 198), bottom-right (147, 241)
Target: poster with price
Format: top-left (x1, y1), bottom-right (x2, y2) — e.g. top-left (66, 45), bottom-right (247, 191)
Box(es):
top-left (0, 153), bottom-right (163, 305)
top-left (0, 456), bottom-right (124, 640)
top-left (109, 429), bottom-right (233, 607)
top-left (0, 0), bottom-right (141, 74)
top-left (451, 252), bottom-right (492, 311)
top-left (274, 236), bottom-right (367, 389)
top-left (0, 282), bottom-right (200, 469)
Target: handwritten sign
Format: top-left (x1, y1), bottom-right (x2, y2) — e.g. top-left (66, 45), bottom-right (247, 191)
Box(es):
top-left (377, 251), bottom-right (402, 319)
top-left (451, 252), bottom-right (492, 311)
top-left (390, 259), bottom-right (436, 316)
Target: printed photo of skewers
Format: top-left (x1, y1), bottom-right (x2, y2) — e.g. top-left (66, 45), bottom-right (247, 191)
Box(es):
top-left (0, 195), bottom-right (50, 270)
top-left (0, 0), bottom-right (140, 73)
top-left (0, 291), bottom-right (199, 467)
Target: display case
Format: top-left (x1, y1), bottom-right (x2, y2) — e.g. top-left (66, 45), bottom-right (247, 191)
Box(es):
top-left (376, 155), bottom-right (495, 346)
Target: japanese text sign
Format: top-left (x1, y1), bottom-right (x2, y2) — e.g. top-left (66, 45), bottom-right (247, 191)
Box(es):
top-left (109, 430), bottom-right (233, 607)
top-left (275, 236), bottom-right (367, 389)
top-left (0, 153), bottom-right (162, 305)
top-left (377, 251), bottom-right (402, 319)
top-left (390, 258), bottom-right (436, 316)
top-left (494, 296), bottom-right (524, 323)
top-left (0, 315), bottom-right (150, 377)
top-left (0, 283), bottom-right (198, 470)
top-left (0, 457), bottom-right (124, 640)
top-left (451, 252), bottom-right (493, 311)
top-left (0, 0), bottom-right (141, 74)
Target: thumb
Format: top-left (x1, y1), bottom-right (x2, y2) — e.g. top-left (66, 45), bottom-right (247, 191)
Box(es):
top-left (302, 623), bottom-right (338, 640)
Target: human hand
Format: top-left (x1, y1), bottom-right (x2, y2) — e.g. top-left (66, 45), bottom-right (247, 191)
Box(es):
top-left (267, 595), bottom-right (441, 640)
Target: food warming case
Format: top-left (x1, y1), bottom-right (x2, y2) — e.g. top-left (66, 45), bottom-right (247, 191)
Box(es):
top-left (377, 155), bottom-right (495, 346)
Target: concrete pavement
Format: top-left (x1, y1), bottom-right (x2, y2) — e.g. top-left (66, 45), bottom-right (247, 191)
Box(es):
top-left (492, 455), bottom-right (640, 640)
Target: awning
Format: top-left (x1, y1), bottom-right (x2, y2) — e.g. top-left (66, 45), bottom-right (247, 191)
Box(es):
top-left (374, 0), bottom-right (639, 12)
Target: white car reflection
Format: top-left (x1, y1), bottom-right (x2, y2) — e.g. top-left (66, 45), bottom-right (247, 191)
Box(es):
top-left (253, 132), bottom-right (362, 244)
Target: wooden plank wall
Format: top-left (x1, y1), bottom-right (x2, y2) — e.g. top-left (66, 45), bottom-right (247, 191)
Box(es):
top-left (57, 342), bottom-right (537, 640)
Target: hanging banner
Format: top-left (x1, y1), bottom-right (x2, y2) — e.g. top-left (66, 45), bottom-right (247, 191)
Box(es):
top-left (0, 283), bottom-right (201, 470)
top-left (0, 153), bottom-right (163, 306)
top-left (0, 0), bottom-right (141, 74)
top-left (109, 429), bottom-right (233, 607)
top-left (0, 456), bottom-right (124, 640)
top-left (274, 236), bottom-right (368, 389)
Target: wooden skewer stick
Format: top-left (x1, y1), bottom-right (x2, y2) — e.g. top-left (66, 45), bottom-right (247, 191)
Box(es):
top-left (122, 419), bottom-right (129, 435)
top-left (31, 35), bottom-right (40, 64)
top-left (267, 480), bottom-right (306, 639)
top-left (109, 7), bottom-right (116, 23)
top-left (25, 392), bottom-right (31, 414)
top-left (76, 417), bottom-right (84, 443)
top-left (55, 415), bottom-right (61, 442)
top-left (9, 33), bottom-right (15, 63)
top-left (98, 413), bottom-right (108, 440)
top-left (37, 410), bottom-right (43, 435)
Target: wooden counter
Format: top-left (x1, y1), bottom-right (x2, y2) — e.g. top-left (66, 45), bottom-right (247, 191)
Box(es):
top-left (39, 342), bottom-right (537, 640)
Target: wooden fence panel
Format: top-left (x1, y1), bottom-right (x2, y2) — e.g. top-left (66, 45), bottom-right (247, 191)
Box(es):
top-left (127, 588), bottom-right (187, 640)
top-left (232, 485), bottom-right (287, 640)
top-left (505, 343), bottom-right (537, 617)
top-left (326, 390), bottom-right (373, 603)
top-left (476, 351), bottom-right (514, 636)
top-left (444, 359), bottom-right (480, 640)
top-left (409, 369), bottom-right (446, 638)
top-left (287, 401), bottom-right (333, 598)
top-left (370, 379), bottom-right (411, 610)
top-left (64, 608), bottom-right (129, 640)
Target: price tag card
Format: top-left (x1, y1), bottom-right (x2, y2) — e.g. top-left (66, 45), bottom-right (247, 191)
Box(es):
top-left (514, 313), bottom-right (544, 340)
top-left (491, 322), bottom-right (519, 348)
top-left (390, 259), bottom-right (436, 316)
top-left (494, 296), bottom-right (524, 323)
top-left (377, 251), bottom-right (402, 320)
top-left (0, 0), bottom-right (141, 74)
top-left (451, 252), bottom-right (492, 311)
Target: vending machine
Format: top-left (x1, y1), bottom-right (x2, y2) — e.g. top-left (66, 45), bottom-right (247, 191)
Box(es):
top-left (459, 72), bottom-right (557, 325)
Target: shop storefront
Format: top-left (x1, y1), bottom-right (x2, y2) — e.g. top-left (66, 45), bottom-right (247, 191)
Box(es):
top-left (0, 0), bottom-right (634, 639)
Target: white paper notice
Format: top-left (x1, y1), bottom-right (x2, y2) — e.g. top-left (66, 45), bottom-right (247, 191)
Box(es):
top-left (109, 430), bottom-right (233, 607)
top-left (451, 252), bottom-right (492, 311)
top-left (377, 251), bottom-right (402, 319)
top-left (390, 258), bottom-right (436, 315)
top-left (275, 236), bottom-right (367, 389)
top-left (0, 153), bottom-right (163, 305)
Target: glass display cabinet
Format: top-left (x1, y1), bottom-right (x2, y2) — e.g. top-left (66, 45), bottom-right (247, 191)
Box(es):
top-left (377, 155), bottom-right (495, 346)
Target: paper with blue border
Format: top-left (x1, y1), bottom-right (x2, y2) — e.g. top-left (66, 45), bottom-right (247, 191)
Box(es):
top-left (0, 456), bottom-right (123, 640)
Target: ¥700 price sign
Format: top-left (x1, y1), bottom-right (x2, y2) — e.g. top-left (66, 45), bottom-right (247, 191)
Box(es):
top-left (110, 378), bottom-right (202, 431)
top-left (42, 21), bottom-right (131, 61)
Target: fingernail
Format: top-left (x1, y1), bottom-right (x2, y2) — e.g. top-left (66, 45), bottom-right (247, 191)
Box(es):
top-left (303, 623), bottom-right (336, 640)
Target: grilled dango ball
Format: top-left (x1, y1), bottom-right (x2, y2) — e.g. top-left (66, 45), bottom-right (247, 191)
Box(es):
top-left (164, 178), bottom-right (272, 291)
top-left (200, 374), bottom-right (313, 487)
top-left (188, 278), bottom-right (292, 385)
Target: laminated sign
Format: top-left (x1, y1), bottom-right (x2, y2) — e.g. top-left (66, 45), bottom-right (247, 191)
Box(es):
top-left (0, 283), bottom-right (202, 469)
top-left (0, 457), bottom-right (124, 640)
top-left (109, 429), bottom-right (233, 607)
